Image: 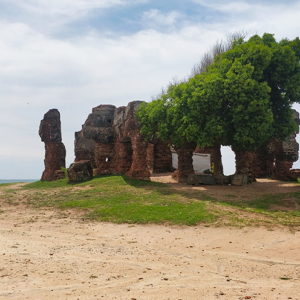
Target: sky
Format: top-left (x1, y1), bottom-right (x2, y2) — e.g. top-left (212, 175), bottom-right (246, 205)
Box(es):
top-left (0, 0), bottom-right (300, 179)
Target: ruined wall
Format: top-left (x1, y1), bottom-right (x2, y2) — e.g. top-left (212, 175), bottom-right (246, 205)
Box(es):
top-left (74, 101), bottom-right (173, 179)
top-left (253, 109), bottom-right (300, 180)
top-left (75, 105), bottom-right (115, 168)
top-left (39, 109), bottom-right (66, 181)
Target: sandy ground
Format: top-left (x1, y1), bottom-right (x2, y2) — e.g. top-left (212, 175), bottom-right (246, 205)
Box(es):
top-left (0, 206), bottom-right (299, 299)
top-left (0, 180), bottom-right (300, 299)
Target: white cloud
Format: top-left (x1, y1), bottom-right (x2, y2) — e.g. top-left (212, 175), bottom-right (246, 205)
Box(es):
top-left (17, 0), bottom-right (147, 17)
top-left (192, 0), bottom-right (300, 39)
top-left (2, 0), bottom-right (149, 34)
top-left (0, 0), bottom-right (300, 178)
top-left (142, 9), bottom-right (183, 27)
top-left (193, 0), bottom-right (253, 13)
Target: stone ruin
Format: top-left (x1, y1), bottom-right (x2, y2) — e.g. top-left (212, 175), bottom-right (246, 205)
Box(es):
top-left (74, 101), bottom-right (173, 179)
top-left (193, 110), bottom-right (300, 184)
top-left (253, 110), bottom-right (300, 180)
top-left (232, 110), bottom-right (300, 181)
top-left (39, 109), bottom-right (66, 181)
top-left (39, 104), bottom-right (299, 184)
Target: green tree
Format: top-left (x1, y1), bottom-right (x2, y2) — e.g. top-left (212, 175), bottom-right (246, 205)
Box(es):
top-left (138, 33), bottom-right (300, 180)
top-left (137, 83), bottom-right (197, 182)
top-left (255, 33), bottom-right (299, 138)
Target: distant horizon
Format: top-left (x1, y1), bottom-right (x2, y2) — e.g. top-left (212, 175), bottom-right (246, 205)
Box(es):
top-left (0, 179), bottom-right (36, 181)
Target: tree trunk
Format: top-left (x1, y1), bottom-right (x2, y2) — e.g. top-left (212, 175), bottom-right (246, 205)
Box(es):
top-left (234, 149), bottom-right (256, 183)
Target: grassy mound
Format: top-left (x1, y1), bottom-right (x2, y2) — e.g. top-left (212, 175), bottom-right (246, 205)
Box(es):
top-left (0, 176), bottom-right (299, 227)
top-left (23, 176), bottom-right (215, 225)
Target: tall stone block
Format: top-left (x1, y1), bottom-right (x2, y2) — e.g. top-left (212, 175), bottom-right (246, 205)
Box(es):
top-left (39, 109), bottom-right (66, 181)
top-left (174, 143), bottom-right (196, 183)
top-left (127, 135), bottom-right (151, 179)
top-left (75, 105), bottom-right (116, 168)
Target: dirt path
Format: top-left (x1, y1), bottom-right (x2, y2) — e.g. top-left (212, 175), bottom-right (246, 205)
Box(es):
top-left (0, 201), bottom-right (299, 300)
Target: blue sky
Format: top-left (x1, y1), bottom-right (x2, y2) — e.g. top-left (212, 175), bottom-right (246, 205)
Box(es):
top-left (0, 0), bottom-right (300, 179)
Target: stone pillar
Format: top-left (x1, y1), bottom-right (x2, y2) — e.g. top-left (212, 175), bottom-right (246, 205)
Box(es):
top-left (113, 140), bottom-right (133, 174)
top-left (153, 142), bottom-right (173, 173)
top-left (146, 143), bottom-right (154, 174)
top-left (234, 149), bottom-right (256, 182)
top-left (39, 109), bottom-right (66, 181)
top-left (174, 143), bottom-right (196, 183)
top-left (252, 147), bottom-right (274, 178)
top-left (127, 135), bottom-right (151, 179)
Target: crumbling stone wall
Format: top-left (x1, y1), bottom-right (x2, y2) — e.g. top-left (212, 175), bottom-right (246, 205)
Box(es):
top-left (75, 105), bottom-right (115, 168)
top-left (41, 104), bottom-right (299, 184)
top-left (39, 109), bottom-right (66, 181)
top-left (74, 101), bottom-right (173, 180)
top-left (252, 109), bottom-right (300, 180)
top-left (233, 149), bottom-right (256, 183)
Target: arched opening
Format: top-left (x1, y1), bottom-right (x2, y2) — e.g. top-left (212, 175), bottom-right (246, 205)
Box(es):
top-left (221, 146), bottom-right (236, 175)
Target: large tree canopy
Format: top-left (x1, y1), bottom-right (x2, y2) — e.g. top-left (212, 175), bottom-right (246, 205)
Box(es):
top-left (137, 33), bottom-right (300, 153)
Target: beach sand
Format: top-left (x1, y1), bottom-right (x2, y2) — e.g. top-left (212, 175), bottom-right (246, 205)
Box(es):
top-left (0, 197), bottom-right (299, 300)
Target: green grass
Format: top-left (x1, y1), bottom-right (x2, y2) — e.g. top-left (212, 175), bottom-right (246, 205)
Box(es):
top-left (214, 191), bottom-right (300, 226)
top-left (23, 176), bottom-right (215, 225)
top-left (219, 192), bottom-right (300, 211)
top-left (24, 178), bottom-right (70, 189)
top-left (0, 182), bottom-right (17, 187)
top-left (1, 175), bottom-right (298, 227)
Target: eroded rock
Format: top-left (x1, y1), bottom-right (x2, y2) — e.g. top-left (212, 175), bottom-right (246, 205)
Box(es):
top-left (253, 109), bottom-right (300, 180)
top-left (68, 160), bottom-right (93, 183)
top-left (74, 101), bottom-right (172, 180)
top-left (75, 105), bottom-right (116, 168)
top-left (39, 109), bottom-right (66, 181)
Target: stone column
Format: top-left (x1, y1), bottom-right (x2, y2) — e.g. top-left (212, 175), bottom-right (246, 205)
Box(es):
top-left (126, 135), bottom-right (151, 179)
top-left (146, 143), bottom-right (154, 174)
top-left (234, 149), bottom-right (256, 182)
top-left (39, 109), bottom-right (66, 181)
top-left (153, 142), bottom-right (173, 173)
top-left (113, 140), bottom-right (133, 174)
top-left (174, 143), bottom-right (196, 183)
top-left (252, 147), bottom-right (271, 178)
